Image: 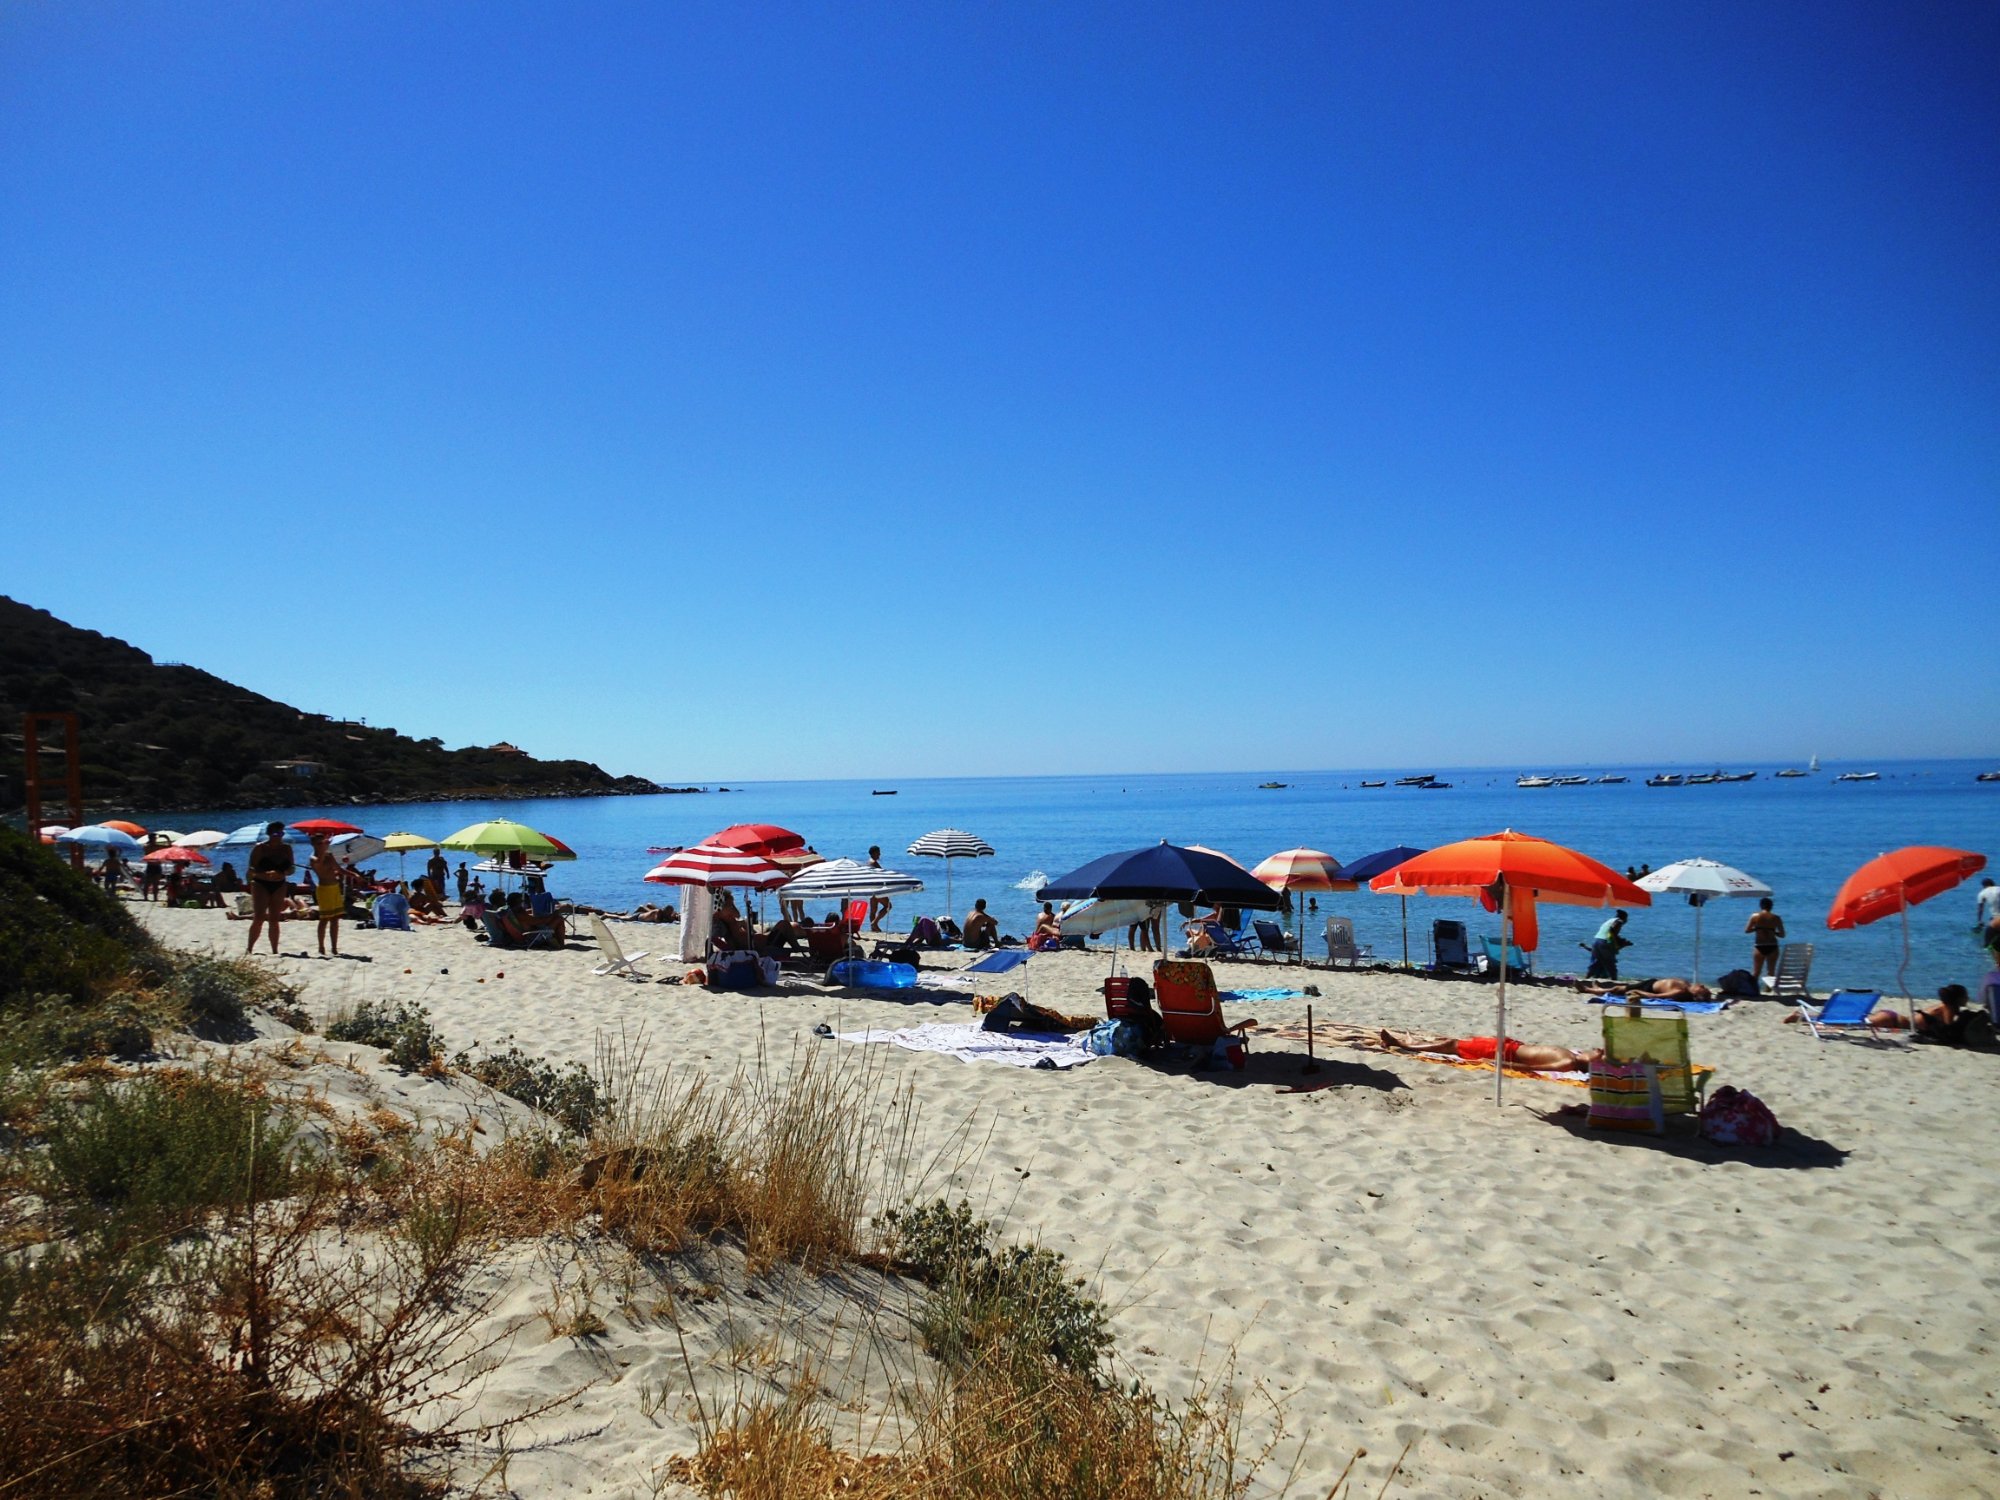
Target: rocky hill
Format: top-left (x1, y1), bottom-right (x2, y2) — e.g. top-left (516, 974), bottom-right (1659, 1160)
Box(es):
top-left (0, 597), bottom-right (659, 814)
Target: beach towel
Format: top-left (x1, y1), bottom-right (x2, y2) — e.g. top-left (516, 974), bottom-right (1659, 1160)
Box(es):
top-left (1219, 986), bottom-right (1308, 1003)
top-left (1585, 994), bottom-right (1732, 1015)
top-left (835, 1022), bottom-right (1094, 1070)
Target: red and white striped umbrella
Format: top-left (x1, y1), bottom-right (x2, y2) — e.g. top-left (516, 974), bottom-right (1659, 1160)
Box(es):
top-left (643, 842), bottom-right (794, 890)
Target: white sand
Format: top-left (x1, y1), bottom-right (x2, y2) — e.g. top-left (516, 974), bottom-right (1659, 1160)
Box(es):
top-left (139, 905), bottom-right (2000, 1498)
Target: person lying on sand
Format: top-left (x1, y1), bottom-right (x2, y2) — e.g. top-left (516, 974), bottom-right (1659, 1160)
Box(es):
top-left (1371, 1027), bottom-right (1603, 1071)
top-left (1599, 977), bottom-right (1715, 1002)
top-left (1782, 983), bottom-right (1972, 1039)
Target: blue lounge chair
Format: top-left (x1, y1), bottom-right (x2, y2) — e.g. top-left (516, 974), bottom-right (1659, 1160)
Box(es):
top-left (371, 892), bottom-right (411, 932)
top-left (1797, 989), bottom-right (1908, 1045)
top-left (1184, 920), bottom-right (1258, 959)
top-left (1431, 920), bottom-right (1474, 973)
top-left (1480, 936), bottom-right (1532, 980)
top-left (1251, 919), bottom-right (1300, 960)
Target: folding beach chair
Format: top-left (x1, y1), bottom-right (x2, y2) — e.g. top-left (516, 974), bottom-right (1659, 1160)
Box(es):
top-left (588, 915), bottom-right (652, 980)
top-left (1183, 918), bottom-right (1258, 959)
top-left (1322, 916), bottom-right (1372, 967)
top-left (1590, 1011), bottom-right (1706, 1133)
top-left (1251, 919), bottom-right (1300, 960)
top-left (1762, 943), bottom-right (1814, 1002)
top-left (1796, 990), bottom-right (1909, 1046)
top-left (1431, 919), bottom-right (1474, 973)
top-left (371, 892), bottom-right (411, 932)
top-left (1151, 959), bottom-right (1254, 1048)
top-left (1480, 936), bottom-right (1532, 980)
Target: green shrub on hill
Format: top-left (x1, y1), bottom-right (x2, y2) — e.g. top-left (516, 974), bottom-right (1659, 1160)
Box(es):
top-left (0, 823), bottom-right (152, 1012)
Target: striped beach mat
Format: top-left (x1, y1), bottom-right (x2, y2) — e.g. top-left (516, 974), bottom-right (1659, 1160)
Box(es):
top-left (1589, 1059), bottom-right (1669, 1132)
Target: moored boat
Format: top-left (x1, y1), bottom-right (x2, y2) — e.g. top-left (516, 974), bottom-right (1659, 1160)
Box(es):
top-left (1647, 773), bottom-right (1684, 787)
top-left (1978, 771), bottom-right (2000, 783)
top-left (1359, 780), bottom-right (1387, 788)
top-left (1517, 775), bottom-right (1555, 788)
top-left (1393, 774), bottom-right (1437, 787)
top-left (1594, 774), bottom-right (1628, 784)
top-left (1833, 770), bottom-right (1879, 783)
top-left (1775, 768), bottom-right (1809, 778)
top-left (1554, 774), bottom-right (1589, 786)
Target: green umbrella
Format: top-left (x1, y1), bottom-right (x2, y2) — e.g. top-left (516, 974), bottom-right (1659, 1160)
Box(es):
top-left (439, 818), bottom-right (562, 860)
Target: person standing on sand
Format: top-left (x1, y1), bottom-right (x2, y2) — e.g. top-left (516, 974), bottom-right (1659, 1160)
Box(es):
top-left (245, 822), bottom-right (295, 955)
top-left (455, 861), bottom-right (470, 900)
top-left (867, 845), bottom-right (892, 932)
top-left (1745, 897), bottom-right (1785, 986)
top-left (426, 847), bottom-right (449, 894)
top-left (308, 834), bottom-right (345, 958)
top-left (1976, 879), bottom-right (2000, 936)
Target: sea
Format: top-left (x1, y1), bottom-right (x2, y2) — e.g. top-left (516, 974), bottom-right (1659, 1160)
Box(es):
top-left (127, 757), bottom-right (2000, 999)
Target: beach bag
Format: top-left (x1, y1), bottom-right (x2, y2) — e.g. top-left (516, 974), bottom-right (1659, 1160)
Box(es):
top-left (1699, 1085), bottom-right (1778, 1146)
top-left (1715, 968), bottom-right (1759, 999)
top-left (1084, 1019), bottom-right (1140, 1057)
top-left (1959, 1008), bottom-right (1996, 1050)
top-left (707, 951), bottom-right (764, 992)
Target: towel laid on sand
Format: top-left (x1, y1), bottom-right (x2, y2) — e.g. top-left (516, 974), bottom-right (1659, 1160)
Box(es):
top-left (836, 1022), bottom-right (1095, 1070)
top-left (1220, 986), bottom-right (1308, 1003)
top-left (1585, 994), bottom-right (1732, 1014)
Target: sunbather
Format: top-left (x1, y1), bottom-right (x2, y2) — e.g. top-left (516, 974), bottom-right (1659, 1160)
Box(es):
top-left (1029, 902), bottom-right (1063, 952)
top-left (1373, 1027), bottom-right (1601, 1071)
top-left (1782, 983), bottom-right (1969, 1036)
top-left (501, 891), bottom-right (566, 947)
top-left (1601, 977), bottom-right (1714, 1002)
top-left (962, 899), bottom-right (998, 949)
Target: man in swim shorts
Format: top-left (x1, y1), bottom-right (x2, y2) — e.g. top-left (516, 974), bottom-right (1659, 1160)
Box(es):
top-left (246, 821), bottom-right (295, 955)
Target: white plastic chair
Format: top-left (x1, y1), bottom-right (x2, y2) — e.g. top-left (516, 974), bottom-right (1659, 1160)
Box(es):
top-left (589, 915), bottom-right (652, 980)
top-left (1323, 916), bottom-right (1372, 967)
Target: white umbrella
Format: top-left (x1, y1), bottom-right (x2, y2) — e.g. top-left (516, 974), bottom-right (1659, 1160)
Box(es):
top-left (56, 825), bottom-right (145, 853)
top-left (1635, 858), bottom-right (1772, 984)
top-left (906, 828), bottom-right (993, 921)
top-left (1054, 897), bottom-right (1154, 938)
top-left (177, 829), bottom-right (229, 848)
top-left (329, 832), bottom-right (388, 867)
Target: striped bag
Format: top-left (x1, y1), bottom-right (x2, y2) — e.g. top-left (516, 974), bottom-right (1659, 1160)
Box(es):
top-left (1588, 1059), bottom-right (1664, 1134)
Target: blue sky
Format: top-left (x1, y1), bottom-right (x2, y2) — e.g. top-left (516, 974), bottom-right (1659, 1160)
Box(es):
top-left (3, 1), bottom-right (1995, 781)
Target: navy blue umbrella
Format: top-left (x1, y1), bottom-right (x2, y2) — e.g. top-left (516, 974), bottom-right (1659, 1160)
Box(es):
top-left (1037, 841), bottom-right (1284, 911)
top-left (1336, 845), bottom-right (1428, 966)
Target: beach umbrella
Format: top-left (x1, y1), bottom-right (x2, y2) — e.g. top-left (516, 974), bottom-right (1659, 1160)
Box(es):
top-left (1372, 831), bottom-right (1649, 1104)
top-left (375, 831), bottom-right (441, 884)
top-left (644, 843), bottom-right (795, 890)
top-left (216, 822), bottom-right (314, 853)
top-left (100, 820), bottom-right (146, 838)
top-left (328, 832), bottom-right (388, 867)
top-left (177, 829), bottom-right (229, 849)
top-left (1827, 846), bottom-right (1987, 1000)
top-left (440, 819), bottom-right (562, 860)
top-left (143, 845), bottom-right (211, 865)
top-left (148, 829), bottom-right (187, 845)
top-left (1336, 845), bottom-right (1429, 966)
top-left (705, 823), bottom-right (807, 857)
top-left (1054, 897), bottom-right (1154, 938)
top-left (543, 834), bottom-right (579, 862)
top-left (290, 818), bottom-right (364, 837)
top-left (907, 828), bottom-right (994, 921)
top-left (1038, 842), bottom-right (1285, 912)
top-left (1636, 858), bottom-right (1772, 985)
top-left (779, 857), bottom-right (926, 905)
top-left (37, 825), bottom-right (70, 843)
top-left (56, 825), bottom-right (146, 853)
top-left (1252, 848), bottom-right (1353, 945)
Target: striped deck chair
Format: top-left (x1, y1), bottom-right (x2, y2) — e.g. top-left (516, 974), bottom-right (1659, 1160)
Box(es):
top-left (1589, 1012), bottom-right (1704, 1134)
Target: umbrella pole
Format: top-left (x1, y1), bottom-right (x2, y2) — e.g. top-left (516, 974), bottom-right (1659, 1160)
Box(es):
top-left (1401, 895), bottom-right (1410, 968)
top-left (1693, 900), bottom-right (1704, 986)
top-left (1898, 902), bottom-right (1912, 1002)
top-left (1495, 884), bottom-right (1510, 1107)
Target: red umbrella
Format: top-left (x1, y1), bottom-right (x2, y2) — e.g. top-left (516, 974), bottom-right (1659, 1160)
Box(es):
top-left (1373, 830), bottom-right (1649, 1104)
top-left (143, 845), bottom-right (211, 865)
top-left (291, 818), bottom-right (363, 837)
top-left (644, 843), bottom-right (794, 890)
top-left (704, 823), bottom-right (806, 858)
top-left (1828, 846), bottom-right (1987, 997)
top-left (543, 834), bottom-right (579, 862)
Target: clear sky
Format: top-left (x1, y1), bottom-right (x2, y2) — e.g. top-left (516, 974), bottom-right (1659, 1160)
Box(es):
top-left (3, 2), bottom-right (1995, 781)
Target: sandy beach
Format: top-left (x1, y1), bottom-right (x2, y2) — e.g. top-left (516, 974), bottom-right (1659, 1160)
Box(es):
top-left (136, 904), bottom-right (1999, 1499)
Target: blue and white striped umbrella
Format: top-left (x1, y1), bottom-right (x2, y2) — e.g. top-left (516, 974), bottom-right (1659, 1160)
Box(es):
top-left (780, 857), bottom-right (925, 906)
top-left (55, 824), bottom-right (144, 853)
top-left (907, 829), bottom-right (993, 921)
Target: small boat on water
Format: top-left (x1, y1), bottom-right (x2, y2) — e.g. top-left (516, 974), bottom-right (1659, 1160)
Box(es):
top-left (1978, 771), bottom-right (2000, 783)
top-left (1594, 774), bottom-right (1629, 784)
top-left (1258, 781), bottom-right (1289, 789)
top-left (1718, 771), bottom-right (1756, 783)
top-left (1419, 781), bottom-right (1453, 790)
top-left (1359, 780), bottom-right (1387, 788)
top-left (1517, 775), bottom-right (1555, 788)
top-left (1834, 771), bottom-right (1879, 783)
top-left (1393, 774), bottom-right (1437, 787)
top-left (1774, 767), bottom-right (1809, 778)
top-left (1647, 774), bottom-right (1684, 787)
top-left (1554, 774), bottom-right (1589, 786)
top-left (872, 789), bottom-right (898, 795)
top-left (1686, 772), bottom-right (1720, 785)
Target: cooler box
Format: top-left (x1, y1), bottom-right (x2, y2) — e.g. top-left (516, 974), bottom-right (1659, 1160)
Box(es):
top-left (830, 959), bottom-right (918, 989)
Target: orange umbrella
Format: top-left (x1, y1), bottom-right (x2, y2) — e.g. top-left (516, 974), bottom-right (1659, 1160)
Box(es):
top-left (101, 819), bottom-right (146, 837)
top-left (1372, 830), bottom-right (1649, 1104)
top-left (1827, 846), bottom-right (1986, 998)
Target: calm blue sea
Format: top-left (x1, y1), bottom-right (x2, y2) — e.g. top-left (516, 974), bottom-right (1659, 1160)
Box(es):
top-left (133, 758), bottom-right (2000, 997)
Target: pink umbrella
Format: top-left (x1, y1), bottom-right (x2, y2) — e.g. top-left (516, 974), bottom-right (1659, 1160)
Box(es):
top-left (143, 845), bottom-right (212, 865)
